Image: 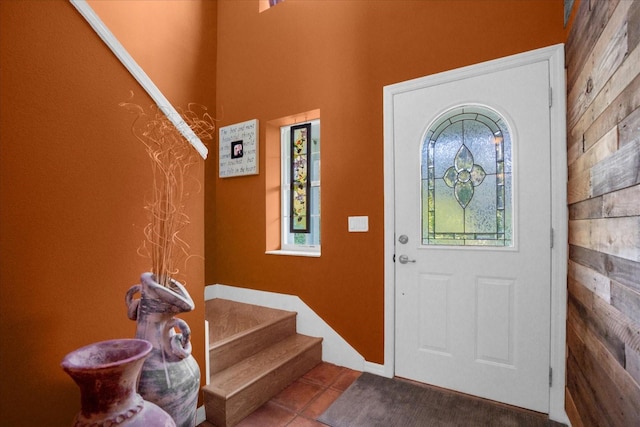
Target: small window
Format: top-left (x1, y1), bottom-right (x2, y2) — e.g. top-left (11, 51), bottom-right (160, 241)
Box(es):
top-left (281, 120), bottom-right (320, 252)
top-left (259, 0), bottom-right (284, 13)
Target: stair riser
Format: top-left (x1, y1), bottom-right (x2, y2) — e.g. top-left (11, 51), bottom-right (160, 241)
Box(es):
top-left (204, 341), bottom-right (321, 427)
top-left (209, 315), bottom-right (297, 375)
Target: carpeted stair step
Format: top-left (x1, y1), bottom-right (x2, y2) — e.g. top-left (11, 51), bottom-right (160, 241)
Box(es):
top-left (202, 333), bottom-right (323, 427)
top-left (206, 299), bottom-right (297, 374)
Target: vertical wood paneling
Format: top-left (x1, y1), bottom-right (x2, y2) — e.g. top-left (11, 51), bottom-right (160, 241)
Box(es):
top-left (569, 259), bottom-right (611, 302)
top-left (567, 0), bottom-right (630, 129)
top-left (619, 106), bottom-right (640, 147)
top-left (566, 0), bottom-right (640, 425)
top-left (567, 323), bottom-right (640, 426)
top-left (627, 345), bottom-right (640, 385)
top-left (603, 184), bottom-right (640, 218)
top-left (568, 195), bottom-right (603, 220)
top-left (566, 0), bottom-right (620, 89)
top-left (567, 46), bottom-right (640, 156)
top-left (568, 126), bottom-right (617, 180)
top-left (569, 244), bottom-right (640, 292)
top-left (591, 140), bottom-right (640, 196)
top-left (565, 388), bottom-right (585, 427)
top-left (569, 217), bottom-right (640, 261)
top-left (583, 71), bottom-right (640, 151)
top-left (611, 281), bottom-right (640, 325)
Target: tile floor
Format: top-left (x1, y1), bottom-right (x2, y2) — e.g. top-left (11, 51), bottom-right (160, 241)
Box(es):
top-left (198, 362), bottom-right (361, 427)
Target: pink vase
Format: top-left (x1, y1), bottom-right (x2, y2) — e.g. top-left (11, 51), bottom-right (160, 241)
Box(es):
top-left (61, 338), bottom-right (176, 427)
top-left (125, 272), bottom-right (200, 427)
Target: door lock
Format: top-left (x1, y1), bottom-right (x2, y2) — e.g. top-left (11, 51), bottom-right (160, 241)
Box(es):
top-left (398, 254), bottom-right (416, 264)
top-left (398, 234), bottom-right (409, 244)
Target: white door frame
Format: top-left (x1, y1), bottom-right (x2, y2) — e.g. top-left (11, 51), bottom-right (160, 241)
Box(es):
top-left (382, 44), bottom-right (569, 424)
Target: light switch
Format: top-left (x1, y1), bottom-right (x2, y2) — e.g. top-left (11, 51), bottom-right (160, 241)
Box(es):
top-left (348, 216), bottom-right (369, 232)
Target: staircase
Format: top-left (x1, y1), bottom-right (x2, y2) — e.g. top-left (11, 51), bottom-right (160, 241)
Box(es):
top-left (202, 298), bottom-right (323, 427)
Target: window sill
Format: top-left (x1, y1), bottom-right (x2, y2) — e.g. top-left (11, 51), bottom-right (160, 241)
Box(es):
top-left (265, 250), bottom-right (321, 258)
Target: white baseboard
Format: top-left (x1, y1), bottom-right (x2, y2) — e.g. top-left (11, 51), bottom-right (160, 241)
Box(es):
top-left (205, 284), bottom-right (366, 372)
top-left (363, 361), bottom-right (387, 377)
top-left (196, 405), bottom-right (206, 425)
top-left (204, 319), bottom-right (210, 385)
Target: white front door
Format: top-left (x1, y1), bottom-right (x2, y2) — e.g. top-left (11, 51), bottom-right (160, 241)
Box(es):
top-left (392, 54), bottom-right (552, 413)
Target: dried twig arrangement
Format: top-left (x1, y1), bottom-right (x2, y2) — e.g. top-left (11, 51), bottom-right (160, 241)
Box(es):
top-left (121, 100), bottom-right (214, 287)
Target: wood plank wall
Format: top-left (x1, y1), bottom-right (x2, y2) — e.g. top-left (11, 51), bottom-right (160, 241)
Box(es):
top-left (565, 0), bottom-right (640, 425)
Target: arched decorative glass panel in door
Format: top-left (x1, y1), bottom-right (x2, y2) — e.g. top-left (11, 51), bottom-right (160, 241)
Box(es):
top-left (422, 105), bottom-right (513, 246)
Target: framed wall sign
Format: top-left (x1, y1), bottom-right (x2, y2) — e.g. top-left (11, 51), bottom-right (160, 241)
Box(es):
top-left (219, 119), bottom-right (259, 178)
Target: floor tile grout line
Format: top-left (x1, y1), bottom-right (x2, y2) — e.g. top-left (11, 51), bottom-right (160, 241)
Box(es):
top-left (282, 367), bottom-right (345, 425)
top-left (299, 378), bottom-right (332, 415)
top-left (270, 378), bottom-right (331, 418)
top-left (273, 382), bottom-right (333, 427)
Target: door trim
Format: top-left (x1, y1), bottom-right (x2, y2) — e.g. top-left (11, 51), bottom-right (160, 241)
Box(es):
top-left (383, 44), bottom-right (569, 424)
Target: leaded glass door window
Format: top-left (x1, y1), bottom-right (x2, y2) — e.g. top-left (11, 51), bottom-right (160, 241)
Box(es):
top-left (422, 105), bottom-right (512, 246)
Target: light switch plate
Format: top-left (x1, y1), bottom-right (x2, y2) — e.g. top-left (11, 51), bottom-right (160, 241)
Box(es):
top-left (348, 216), bottom-right (369, 232)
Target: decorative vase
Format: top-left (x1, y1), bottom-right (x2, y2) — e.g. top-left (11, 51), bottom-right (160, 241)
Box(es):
top-left (61, 338), bottom-right (176, 427)
top-left (125, 272), bottom-right (200, 427)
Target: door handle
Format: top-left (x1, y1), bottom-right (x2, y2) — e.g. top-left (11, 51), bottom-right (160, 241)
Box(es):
top-left (398, 254), bottom-right (416, 264)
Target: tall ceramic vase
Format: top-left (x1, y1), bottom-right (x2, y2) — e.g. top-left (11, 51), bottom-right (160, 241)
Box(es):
top-left (125, 272), bottom-right (200, 427)
top-left (61, 338), bottom-right (176, 427)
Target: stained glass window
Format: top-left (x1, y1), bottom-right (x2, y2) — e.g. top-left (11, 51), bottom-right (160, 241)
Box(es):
top-left (290, 123), bottom-right (311, 233)
top-left (282, 120), bottom-right (320, 251)
top-left (422, 105), bottom-right (512, 246)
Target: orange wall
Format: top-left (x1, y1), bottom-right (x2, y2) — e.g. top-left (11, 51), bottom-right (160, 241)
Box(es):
top-left (0, 1), bottom-right (213, 425)
top-left (87, 0), bottom-right (217, 109)
top-left (211, 0), bottom-right (566, 364)
top-left (87, 0), bottom-right (217, 407)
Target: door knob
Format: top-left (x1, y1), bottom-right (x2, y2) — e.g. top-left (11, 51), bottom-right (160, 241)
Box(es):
top-left (398, 254), bottom-right (416, 264)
